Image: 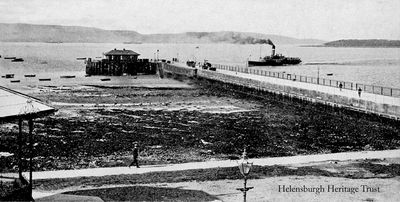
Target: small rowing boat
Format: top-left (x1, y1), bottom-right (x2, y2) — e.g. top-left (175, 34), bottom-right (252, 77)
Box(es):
top-left (5, 74), bottom-right (14, 78)
top-left (11, 58), bottom-right (24, 62)
top-left (60, 75), bottom-right (76, 78)
top-left (39, 78), bottom-right (51, 81)
top-left (25, 74), bottom-right (36, 77)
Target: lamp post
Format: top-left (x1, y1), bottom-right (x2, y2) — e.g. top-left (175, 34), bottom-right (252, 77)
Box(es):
top-left (237, 148), bottom-right (253, 202)
top-left (157, 49), bottom-right (159, 61)
top-left (194, 46), bottom-right (199, 66)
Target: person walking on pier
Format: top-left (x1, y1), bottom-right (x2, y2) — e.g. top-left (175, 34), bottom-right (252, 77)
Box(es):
top-left (129, 143), bottom-right (140, 168)
top-left (358, 87), bottom-right (362, 97)
top-left (339, 83), bottom-right (343, 91)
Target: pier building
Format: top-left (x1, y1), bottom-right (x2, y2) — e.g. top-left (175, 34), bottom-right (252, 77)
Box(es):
top-left (105, 48), bottom-right (140, 61)
top-left (85, 49), bottom-right (158, 76)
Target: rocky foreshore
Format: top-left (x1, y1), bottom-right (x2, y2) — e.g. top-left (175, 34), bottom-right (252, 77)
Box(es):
top-left (1, 74), bottom-right (399, 172)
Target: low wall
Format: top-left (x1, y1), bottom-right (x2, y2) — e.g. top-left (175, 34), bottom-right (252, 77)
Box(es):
top-left (162, 63), bottom-right (400, 120)
top-left (162, 63), bottom-right (197, 77)
top-left (212, 63), bottom-right (400, 97)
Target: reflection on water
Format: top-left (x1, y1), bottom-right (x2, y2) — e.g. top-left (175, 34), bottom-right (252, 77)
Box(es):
top-left (0, 42), bottom-right (399, 88)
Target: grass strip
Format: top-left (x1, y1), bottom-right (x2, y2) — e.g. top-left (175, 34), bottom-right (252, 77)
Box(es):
top-left (34, 162), bottom-right (400, 191)
top-left (33, 165), bottom-right (338, 191)
top-left (63, 186), bottom-right (219, 201)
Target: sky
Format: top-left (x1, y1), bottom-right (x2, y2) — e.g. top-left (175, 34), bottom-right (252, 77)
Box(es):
top-left (0, 0), bottom-right (399, 40)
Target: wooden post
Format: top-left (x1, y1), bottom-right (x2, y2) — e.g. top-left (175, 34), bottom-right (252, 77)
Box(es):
top-left (18, 119), bottom-right (23, 180)
top-left (100, 62), bottom-right (104, 74)
top-left (28, 118), bottom-right (33, 197)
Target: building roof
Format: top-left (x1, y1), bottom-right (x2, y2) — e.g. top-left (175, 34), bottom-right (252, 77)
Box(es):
top-left (104, 49), bottom-right (140, 56)
top-left (0, 86), bottom-right (56, 122)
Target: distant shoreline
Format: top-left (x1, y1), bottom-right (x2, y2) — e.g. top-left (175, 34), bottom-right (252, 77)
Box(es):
top-left (311, 39), bottom-right (400, 48)
top-left (2, 41), bottom-right (398, 48)
top-left (301, 45), bottom-right (400, 48)
top-left (0, 41), bottom-right (321, 45)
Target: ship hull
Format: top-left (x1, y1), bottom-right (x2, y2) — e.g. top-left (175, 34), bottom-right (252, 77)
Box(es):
top-left (248, 58), bottom-right (301, 67)
top-left (248, 60), bottom-right (282, 66)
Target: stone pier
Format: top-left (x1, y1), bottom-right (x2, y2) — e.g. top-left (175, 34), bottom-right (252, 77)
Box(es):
top-left (162, 63), bottom-right (400, 120)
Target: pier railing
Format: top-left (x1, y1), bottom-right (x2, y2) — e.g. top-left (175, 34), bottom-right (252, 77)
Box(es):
top-left (211, 64), bottom-right (400, 98)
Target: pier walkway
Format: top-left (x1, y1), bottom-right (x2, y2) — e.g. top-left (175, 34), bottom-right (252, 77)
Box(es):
top-left (218, 69), bottom-right (399, 106)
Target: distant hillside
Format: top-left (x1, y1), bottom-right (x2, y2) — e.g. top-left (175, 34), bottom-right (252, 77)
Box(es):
top-left (0, 23), bottom-right (142, 43)
top-left (324, 39), bottom-right (400, 47)
top-left (0, 23), bottom-right (324, 44)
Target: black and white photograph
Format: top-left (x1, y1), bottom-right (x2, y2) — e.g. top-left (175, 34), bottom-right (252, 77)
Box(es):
top-left (1, 0), bottom-right (400, 201)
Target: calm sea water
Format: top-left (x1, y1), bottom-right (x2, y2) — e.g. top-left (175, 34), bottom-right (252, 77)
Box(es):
top-left (0, 42), bottom-right (399, 88)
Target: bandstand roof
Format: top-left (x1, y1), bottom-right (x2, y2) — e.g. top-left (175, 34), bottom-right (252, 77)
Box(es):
top-left (0, 86), bottom-right (56, 122)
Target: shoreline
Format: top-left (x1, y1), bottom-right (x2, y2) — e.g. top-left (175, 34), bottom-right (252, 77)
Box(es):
top-left (302, 45), bottom-right (400, 48)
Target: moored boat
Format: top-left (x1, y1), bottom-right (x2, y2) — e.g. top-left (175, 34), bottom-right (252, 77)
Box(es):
top-left (5, 74), bottom-right (14, 78)
top-left (24, 74), bottom-right (36, 77)
top-left (11, 58), bottom-right (24, 62)
top-left (39, 78), bottom-right (51, 81)
top-left (60, 75), bottom-right (76, 78)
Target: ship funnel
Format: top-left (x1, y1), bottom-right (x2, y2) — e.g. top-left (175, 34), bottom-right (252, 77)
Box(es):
top-left (267, 39), bottom-right (276, 56)
top-left (271, 45), bottom-right (276, 56)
